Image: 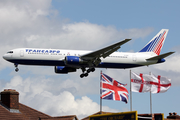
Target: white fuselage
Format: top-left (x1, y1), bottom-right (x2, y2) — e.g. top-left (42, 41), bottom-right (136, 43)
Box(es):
top-left (3, 48), bottom-right (159, 69)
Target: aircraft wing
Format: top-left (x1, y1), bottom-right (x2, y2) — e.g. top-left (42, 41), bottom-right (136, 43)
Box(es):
top-left (80, 39), bottom-right (131, 66)
top-left (146, 52), bottom-right (175, 60)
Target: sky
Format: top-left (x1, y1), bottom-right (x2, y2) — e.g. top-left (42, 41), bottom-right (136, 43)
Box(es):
top-left (0, 0), bottom-right (180, 119)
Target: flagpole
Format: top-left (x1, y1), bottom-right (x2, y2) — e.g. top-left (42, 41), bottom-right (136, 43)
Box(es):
top-left (100, 70), bottom-right (102, 114)
top-left (150, 90), bottom-right (152, 115)
top-left (150, 72), bottom-right (152, 116)
top-left (130, 70), bottom-right (132, 111)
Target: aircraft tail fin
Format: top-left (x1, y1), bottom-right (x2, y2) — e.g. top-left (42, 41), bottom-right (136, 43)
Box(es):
top-left (139, 29), bottom-right (169, 55)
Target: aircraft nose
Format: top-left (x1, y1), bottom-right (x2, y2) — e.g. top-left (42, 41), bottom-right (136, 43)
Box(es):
top-left (3, 54), bottom-right (10, 60)
top-left (3, 54), bottom-right (7, 60)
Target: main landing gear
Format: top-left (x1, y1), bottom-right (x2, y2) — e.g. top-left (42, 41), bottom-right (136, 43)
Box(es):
top-left (14, 63), bottom-right (19, 72)
top-left (80, 67), bottom-right (95, 78)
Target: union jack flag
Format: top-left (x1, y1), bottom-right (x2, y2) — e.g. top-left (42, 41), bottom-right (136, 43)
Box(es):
top-left (101, 73), bottom-right (129, 103)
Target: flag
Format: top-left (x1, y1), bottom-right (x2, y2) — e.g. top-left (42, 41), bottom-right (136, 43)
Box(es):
top-left (131, 72), bottom-right (152, 93)
top-left (101, 73), bottom-right (129, 103)
top-left (131, 71), bottom-right (171, 93)
top-left (150, 74), bottom-right (171, 93)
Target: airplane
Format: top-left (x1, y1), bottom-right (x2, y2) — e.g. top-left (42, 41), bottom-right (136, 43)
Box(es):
top-left (3, 29), bottom-right (174, 78)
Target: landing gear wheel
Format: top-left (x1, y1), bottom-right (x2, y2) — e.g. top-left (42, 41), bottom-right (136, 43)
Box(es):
top-left (80, 73), bottom-right (89, 78)
top-left (87, 69), bottom-right (91, 73)
top-left (15, 68), bottom-right (19, 72)
top-left (14, 63), bottom-right (19, 72)
top-left (91, 68), bottom-right (95, 72)
top-left (84, 73), bottom-right (88, 77)
top-left (80, 67), bottom-right (95, 78)
top-left (87, 68), bottom-right (95, 73)
top-left (80, 74), bottom-right (84, 78)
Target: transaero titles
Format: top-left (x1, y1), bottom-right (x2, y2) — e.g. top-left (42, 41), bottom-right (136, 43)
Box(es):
top-left (26, 49), bottom-right (60, 54)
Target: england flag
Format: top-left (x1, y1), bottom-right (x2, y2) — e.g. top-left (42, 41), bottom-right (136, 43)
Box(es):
top-left (150, 74), bottom-right (171, 93)
top-left (131, 72), bottom-right (152, 93)
top-left (131, 71), bottom-right (171, 93)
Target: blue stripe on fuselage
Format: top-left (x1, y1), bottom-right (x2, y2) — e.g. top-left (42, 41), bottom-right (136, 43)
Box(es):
top-left (7, 59), bottom-right (144, 68)
top-left (7, 59), bottom-right (65, 66)
top-left (97, 62), bottom-right (143, 68)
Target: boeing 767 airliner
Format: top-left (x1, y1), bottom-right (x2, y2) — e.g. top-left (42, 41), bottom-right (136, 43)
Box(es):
top-left (3, 29), bottom-right (174, 78)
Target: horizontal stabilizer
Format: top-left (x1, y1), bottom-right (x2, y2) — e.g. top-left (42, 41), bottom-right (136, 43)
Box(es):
top-left (146, 52), bottom-right (175, 60)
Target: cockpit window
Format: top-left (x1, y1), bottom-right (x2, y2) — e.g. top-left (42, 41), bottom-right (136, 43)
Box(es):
top-left (7, 51), bottom-right (13, 54)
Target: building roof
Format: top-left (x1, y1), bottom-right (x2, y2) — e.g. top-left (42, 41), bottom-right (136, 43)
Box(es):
top-left (19, 103), bottom-right (51, 119)
top-left (0, 89), bottom-right (78, 120)
top-left (0, 101), bottom-right (78, 120)
top-left (40, 115), bottom-right (78, 120)
top-left (81, 111), bottom-right (112, 120)
top-left (0, 100), bottom-right (50, 120)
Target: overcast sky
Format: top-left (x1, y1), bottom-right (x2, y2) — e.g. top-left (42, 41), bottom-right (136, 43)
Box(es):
top-left (0, 0), bottom-right (180, 119)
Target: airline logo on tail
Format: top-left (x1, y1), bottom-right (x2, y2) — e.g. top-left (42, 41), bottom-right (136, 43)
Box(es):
top-left (139, 29), bottom-right (169, 55)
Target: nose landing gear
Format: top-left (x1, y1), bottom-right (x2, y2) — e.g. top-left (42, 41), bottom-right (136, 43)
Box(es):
top-left (14, 63), bottom-right (19, 72)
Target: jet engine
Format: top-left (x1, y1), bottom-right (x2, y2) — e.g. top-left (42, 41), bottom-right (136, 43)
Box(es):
top-left (54, 66), bottom-right (76, 74)
top-left (64, 56), bottom-right (87, 65)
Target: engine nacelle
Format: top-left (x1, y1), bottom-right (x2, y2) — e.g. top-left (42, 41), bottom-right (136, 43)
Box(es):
top-left (64, 56), bottom-right (87, 65)
top-left (55, 66), bottom-right (76, 74)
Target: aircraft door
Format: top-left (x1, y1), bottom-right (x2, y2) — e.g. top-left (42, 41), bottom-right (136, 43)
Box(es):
top-left (132, 55), bottom-right (136, 62)
top-left (20, 50), bottom-right (24, 57)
